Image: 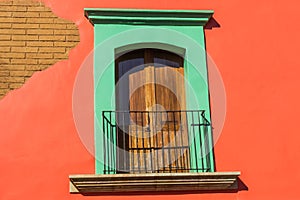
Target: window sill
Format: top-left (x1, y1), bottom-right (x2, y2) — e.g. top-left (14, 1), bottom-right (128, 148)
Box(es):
top-left (69, 172), bottom-right (240, 194)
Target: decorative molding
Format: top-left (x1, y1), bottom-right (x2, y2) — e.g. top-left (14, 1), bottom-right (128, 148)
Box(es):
top-left (69, 172), bottom-right (240, 194)
top-left (84, 8), bottom-right (214, 26)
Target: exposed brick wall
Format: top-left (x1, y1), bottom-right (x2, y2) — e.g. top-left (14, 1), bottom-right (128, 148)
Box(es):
top-left (0, 0), bottom-right (80, 99)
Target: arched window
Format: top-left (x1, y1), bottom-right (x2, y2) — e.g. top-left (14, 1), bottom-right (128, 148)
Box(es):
top-left (115, 49), bottom-right (189, 173)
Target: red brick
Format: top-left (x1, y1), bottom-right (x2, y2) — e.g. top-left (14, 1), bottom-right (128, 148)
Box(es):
top-left (10, 70), bottom-right (35, 77)
top-left (54, 29), bottom-right (79, 35)
top-left (9, 83), bottom-right (24, 89)
top-left (54, 18), bottom-right (71, 24)
top-left (0, 12), bottom-right (12, 17)
top-left (0, 29), bottom-right (25, 34)
top-left (39, 12), bottom-right (56, 18)
top-left (12, 0), bottom-right (40, 6)
top-left (0, 1), bottom-right (12, 5)
top-left (2, 65), bottom-right (25, 71)
top-left (11, 47), bottom-right (39, 53)
top-left (25, 65), bottom-right (41, 70)
top-left (27, 29), bottom-right (54, 35)
top-left (66, 35), bottom-right (80, 41)
top-left (0, 58), bottom-right (10, 64)
top-left (0, 23), bottom-right (12, 28)
top-left (27, 41), bottom-right (53, 47)
top-left (39, 65), bottom-right (50, 70)
top-left (0, 35), bottom-right (11, 40)
top-left (12, 35), bottom-right (39, 41)
top-left (38, 59), bottom-right (60, 65)
top-left (0, 83), bottom-right (9, 89)
top-left (0, 89), bottom-right (10, 96)
top-left (0, 71), bottom-right (9, 77)
top-left (39, 35), bottom-right (65, 41)
top-left (11, 59), bottom-right (38, 64)
top-left (26, 53), bottom-right (53, 59)
top-left (66, 24), bottom-right (78, 29)
top-left (54, 53), bottom-right (68, 59)
top-left (0, 41), bottom-right (25, 46)
top-left (0, 17), bottom-right (26, 23)
top-left (13, 12), bottom-right (39, 18)
top-left (26, 18), bottom-right (54, 24)
top-left (39, 47), bottom-right (65, 53)
top-left (0, 6), bottom-right (26, 11)
top-left (54, 41), bottom-right (78, 47)
top-left (27, 6), bottom-right (51, 12)
top-left (39, 23), bottom-right (66, 29)
top-left (6, 76), bottom-right (24, 83)
top-left (0, 52), bottom-right (25, 58)
top-left (0, 47), bottom-right (10, 52)
top-left (12, 23), bottom-right (39, 29)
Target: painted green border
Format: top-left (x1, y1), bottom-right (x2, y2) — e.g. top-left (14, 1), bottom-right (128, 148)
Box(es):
top-left (85, 9), bottom-right (215, 174)
top-left (85, 8), bottom-right (213, 26)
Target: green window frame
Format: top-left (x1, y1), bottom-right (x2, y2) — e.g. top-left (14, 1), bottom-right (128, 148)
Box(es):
top-left (85, 8), bottom-right (215, 174)
top-left (68, 9), bottom-right (240, 194)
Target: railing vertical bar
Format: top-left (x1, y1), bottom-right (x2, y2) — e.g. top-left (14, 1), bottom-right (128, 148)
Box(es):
top-left (106, 113), bottom-right (111, 174)
top-left (204, 123), bottom-right (210, 172)
top-left (116, 113), bottom-right (119, 173)
top-left (179, 110), bottom-right (184, 172)
top-left (185, 111), bottom-right (190, 172)
top-left (136, 112), bottom-right (140, 173)
top-left (110, 112), bottom-right (115, 174)
top-left (149, 112), bottom-right (153, 173)
top-left (142, 112), bottom-right (147, 173)
top-left (173, 111), bottom-right (179, 173)
top-left (161, 111), bottom-right (165, 172)
top-left (166, 111), bottom-right (172, 172)
top-left (197, 111), bottom-right (205, 172)
top-left (155, 111), bottom-right (160, 172)
top-left (106, 112), bottom-right (109, 173)
top-left (204, 111), bottom-right (210, 172)
top-left (115, 113), bottom-right (119, 173)
top-left (102, 112), bottom-right (106, 174)
top-left (122, 111), bottom-right (126, 172)
top-left (130, 111), bottom-right (134, 173)
top-left (203, 110), bottom-right (215, 172)
top-left (191, 111), bottom-right (199, 172)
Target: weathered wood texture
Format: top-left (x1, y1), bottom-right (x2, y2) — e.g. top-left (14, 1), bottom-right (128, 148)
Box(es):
top-left (117, 49), bottom-right (189, 173)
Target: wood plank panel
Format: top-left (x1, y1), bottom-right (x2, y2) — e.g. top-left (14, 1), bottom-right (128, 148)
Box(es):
top-left (117, 49), bottom-right (188, 173)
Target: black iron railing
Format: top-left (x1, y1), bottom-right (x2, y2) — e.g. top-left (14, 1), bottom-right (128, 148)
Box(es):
top-left (102, 110), bottom-right (213, 174)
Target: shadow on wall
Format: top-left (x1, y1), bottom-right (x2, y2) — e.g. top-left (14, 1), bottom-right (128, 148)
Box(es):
top-left (205, 17), bottom-right (221, 29)
top-left (80, 178), bottom-right (248, 196)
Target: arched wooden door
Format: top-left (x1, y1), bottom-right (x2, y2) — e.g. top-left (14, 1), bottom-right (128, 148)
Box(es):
top-left (115, 49), bottom-right (189, 173)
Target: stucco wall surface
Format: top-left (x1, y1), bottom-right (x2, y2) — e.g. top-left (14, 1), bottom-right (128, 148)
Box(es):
top-left (0, 0), bottom-right (300, 200)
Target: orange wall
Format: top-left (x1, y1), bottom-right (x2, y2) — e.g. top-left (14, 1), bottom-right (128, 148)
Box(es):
top-left (1, 0), bottom-right (300, 199)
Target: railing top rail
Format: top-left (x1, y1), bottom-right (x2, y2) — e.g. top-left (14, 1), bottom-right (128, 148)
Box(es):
top-left (102, 110), bottom-right (210, 126)
top-left (103, 110), bottom-right (206, 113)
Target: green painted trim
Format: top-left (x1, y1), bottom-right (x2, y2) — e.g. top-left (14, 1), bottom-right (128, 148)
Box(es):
top-left (85, 8), bottom-right (213, 26)
top-left (89, 9), bottom-right (216, 174)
